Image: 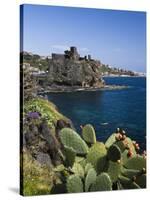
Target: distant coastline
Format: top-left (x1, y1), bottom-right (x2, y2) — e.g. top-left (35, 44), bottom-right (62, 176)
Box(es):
top-left (102, 74), bottom-right (146, 78)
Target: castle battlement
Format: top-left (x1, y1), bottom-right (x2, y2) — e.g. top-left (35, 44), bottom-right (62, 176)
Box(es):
top-left (51, 46), bottom-right (92, 62)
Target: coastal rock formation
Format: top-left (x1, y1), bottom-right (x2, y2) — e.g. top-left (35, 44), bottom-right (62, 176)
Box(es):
top-left (40, 47), bottom-right (105, 89)
top-left (24, 117), bottom-right (73, 167)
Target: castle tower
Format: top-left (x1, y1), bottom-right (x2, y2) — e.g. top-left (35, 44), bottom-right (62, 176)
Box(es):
top-left (70, 46), bottom-right (79, 60)
top-left (88, 55), bottom-right (91, 60)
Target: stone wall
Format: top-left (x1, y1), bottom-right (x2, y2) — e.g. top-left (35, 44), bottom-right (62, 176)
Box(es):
top-left (45, 47), bottom-right (104, 88)
top-left (52, 53), bottom-right (65, 61)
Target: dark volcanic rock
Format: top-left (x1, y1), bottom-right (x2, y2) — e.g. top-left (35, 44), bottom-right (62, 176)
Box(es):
top-left (47, 59), bottom-right (104, 88)
top-left (36, 152), bottom-right (52, 166)
top-left (24, 119), bottom-right (63, 166)
top-left (35, 47), bottom-right (105, 91)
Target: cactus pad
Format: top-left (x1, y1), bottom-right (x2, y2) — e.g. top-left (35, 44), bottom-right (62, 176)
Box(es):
top-left (107, 161), bottom-right (122, 183)
top-left (72, 163), bottom-right (84, 178)
top-left (122, 149), bottom-right (130, 164)
top-left (124, 156), bottom-right (146, 170)
top-left (64, 146), bottom-right (76, 167)
top-left (82, 124), bottom-right (96, 144)
top-left (114, 140), bottom-right (126, 152)
top-left (60, 128), bottom-right (89, 155)
top-left (105, 133), bottom-right (117, 149)
top-left (121, 168), bottom-right (141, 179)
top-left (119, 175), bottom-right (140, 189)
top-left (79, 158), bottom-right (87, 168)
top-left (107, 144), bottom-right (121, 162)
top-left (85, 168), bottom-right (97, 192)
top-left (85, 163), bottom-right (94, 175)
top-left (90, 173), bottom-right (112, 191)
top-left (67, 175), bottom-right (83, 193)
top-left (75, 156), bottom-right (85, 163)
top-left (86, 142), bottom-right (107, 173)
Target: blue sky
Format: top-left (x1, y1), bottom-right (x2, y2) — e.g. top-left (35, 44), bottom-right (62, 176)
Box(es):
top-left (21, 4), bottom-right (146, 72)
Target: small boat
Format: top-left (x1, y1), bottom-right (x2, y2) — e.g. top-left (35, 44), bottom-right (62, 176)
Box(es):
top-left (101, 122), bottom-right (108, 125)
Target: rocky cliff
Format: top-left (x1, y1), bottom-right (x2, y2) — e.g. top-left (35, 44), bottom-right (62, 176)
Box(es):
top-left (46, 59), bottom-right (105, 89)
top-left (35, 46), bottom-right (105, 90)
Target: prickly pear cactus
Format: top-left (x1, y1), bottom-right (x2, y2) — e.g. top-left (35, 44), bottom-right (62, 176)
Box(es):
top-left (107, 161), bottom-right (122, 183)
top-left (78, 158), bottom-right (87, 168)
top-left (86, 142), bottom-right (107, 173)
top-left (53, 126), bottom-right (146, 193)
top-left (115, 137), bottom-right (136, 155)
top-left (122, 149), bottom-right (130, 164)
top-left (124, 155), bottom-right (146, 170)
top-left (114, 140), bottom-right (126, 152)
top-left (120, 166), bottom-right (146, 189)
top-left (85, 163), bottom-right (94, 175)
top-left (85, 168), bottom-right (97, 192)
top-left (121, 168), bottom-right (141, 179)
top-left (75, 156), bottom-right (84, 163)
top-left (118, 175), bottom-right (140, 189)
top-left (75, 156), bottom-right (85, 163)
top-left (124, 137), bottom-right (137, 154)
top-left (82, 124), bottom-right (96, 144)
top-left (72, 163), bottom-right (85, 178)
top-left (107, 144), bottom-right (121, 162)
top-left (60, 128), bottom-right (89, 155)
top-left (90, 173), bottom-right (112, 191)
top-left (63, 146), bottom-right (76, 167)
top-left (67, 175), bottom-right (83, 193)
top-left (74, 156), bottom-right (87, 168)
top-left (105, 133), bottom-right (117, 149)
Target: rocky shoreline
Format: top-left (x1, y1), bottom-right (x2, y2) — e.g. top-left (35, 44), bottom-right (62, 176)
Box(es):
top-left (38, 84), bottom-right (129, 94)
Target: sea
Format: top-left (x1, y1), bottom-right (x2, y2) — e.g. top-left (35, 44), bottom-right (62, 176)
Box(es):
top-left (47, 77), bottom-right (146, 151)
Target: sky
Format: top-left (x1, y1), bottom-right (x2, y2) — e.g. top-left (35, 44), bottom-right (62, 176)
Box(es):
top-left (21, 4), bottom-right (146, 72)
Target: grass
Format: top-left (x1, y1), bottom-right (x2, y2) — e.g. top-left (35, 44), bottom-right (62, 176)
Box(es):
top-left (22, 150), bottom-right (55, 196)
top-left (24, 97), bottom-right (69, 132)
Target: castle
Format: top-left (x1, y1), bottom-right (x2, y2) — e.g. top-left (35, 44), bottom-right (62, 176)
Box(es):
top-left (46, 46), bottom-right (103, 88)
top-left (51, 46), bottom-right (93, 62)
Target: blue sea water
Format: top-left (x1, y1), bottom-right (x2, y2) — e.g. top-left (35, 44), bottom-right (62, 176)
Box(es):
top-left (47, 77), bottom-right (146, 150)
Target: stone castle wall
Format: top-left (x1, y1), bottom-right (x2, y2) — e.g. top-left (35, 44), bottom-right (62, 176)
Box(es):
top-left (51, 46), bottom-right (91, 62)
top-left (47, 46), bottom-right (103, 88)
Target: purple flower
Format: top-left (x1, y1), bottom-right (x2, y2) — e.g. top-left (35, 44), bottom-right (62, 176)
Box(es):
top-left (27, 112), bottom-right (40, 119)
